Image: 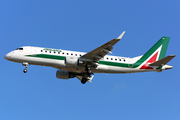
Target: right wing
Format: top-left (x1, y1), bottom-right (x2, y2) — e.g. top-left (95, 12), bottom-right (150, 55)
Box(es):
top-left (80, 31), bottom-right (125, 63)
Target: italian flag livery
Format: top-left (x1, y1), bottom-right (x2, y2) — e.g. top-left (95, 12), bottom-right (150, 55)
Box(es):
top-left (137, 37), bottom-right (170, 70)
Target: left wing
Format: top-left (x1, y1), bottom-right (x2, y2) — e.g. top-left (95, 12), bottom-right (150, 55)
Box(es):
top-left (80, 31), bottom-right (125, 63)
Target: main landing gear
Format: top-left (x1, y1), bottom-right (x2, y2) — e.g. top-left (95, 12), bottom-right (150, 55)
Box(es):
top-left (22, 62), bottom-right (28, 73)
top-left (81, 78), bottom-right (87, 84)
top-left (85, 64), bottom-right (93, 75)
top-left (80, 64), bottom-right (94, 84)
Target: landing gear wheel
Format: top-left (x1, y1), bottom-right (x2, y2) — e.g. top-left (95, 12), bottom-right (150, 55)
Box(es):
top-left (22, 62), bottom-right (28, 73)
top-left (23, 69), bottom-right (27, 73)
top-left (81, 78), bottom-right (87, 84)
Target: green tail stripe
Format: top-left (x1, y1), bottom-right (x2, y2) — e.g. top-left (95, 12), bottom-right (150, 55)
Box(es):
top-left (135, 37), bottom-right (170, 65)
top-left (158, 37), bottom-right (170, 60)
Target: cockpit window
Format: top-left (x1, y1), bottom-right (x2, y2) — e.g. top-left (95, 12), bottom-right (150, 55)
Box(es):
top-left (16, 48), bottom-right (23, 50)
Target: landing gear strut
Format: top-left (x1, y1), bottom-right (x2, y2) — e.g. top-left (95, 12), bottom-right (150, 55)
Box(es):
top-left (80, 64), bottom-right (94, 84)
top-left (85, 64), bottom-right (93, 75)
top-left (22, 62), bottom-right (28, 73)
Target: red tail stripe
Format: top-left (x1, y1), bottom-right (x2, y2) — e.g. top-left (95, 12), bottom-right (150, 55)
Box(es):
top-left (140, 52), bottom-right (158, 69)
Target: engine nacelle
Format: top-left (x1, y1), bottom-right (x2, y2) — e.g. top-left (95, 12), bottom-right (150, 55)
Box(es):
top-left (65, 56), bottom-right (79, 66)
top-left (56, 70), bottom-right (74, 79)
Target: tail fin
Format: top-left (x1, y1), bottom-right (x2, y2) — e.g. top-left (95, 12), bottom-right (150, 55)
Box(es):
top-left (140, 37), bottom-right (170, 61)
top-left (137, 37), bottom-right (170, 69)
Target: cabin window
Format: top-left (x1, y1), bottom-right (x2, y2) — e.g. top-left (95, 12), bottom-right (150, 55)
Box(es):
top-left (54, 52), bottom-right (56, 54)
top-left (71, 53), bottom-right (73, 55)
top-left (119, 59), bottom-right (121, 61)
top-left (115, 58), bottom-right (117, 61)
top-left (41, 50), bottom-right (43, 52)
top-left (75, 54), bottom-right (77, 56)
top-left (80, 54), bottom-right (81, 56)
top-left (107, 58), bottom-right (109, 60)
top-left (58, 52), bottom-right (60, 54)
top-left (49, 51), bottom-right (51, 53)
top-left (111, 58), bottom-right (113, 60)
top-left (67, 53), bottom-right (69, 55)
top-left (45, 51), bottom-right (47, 52)
top-left (62, 52), bottom-right (64, 54)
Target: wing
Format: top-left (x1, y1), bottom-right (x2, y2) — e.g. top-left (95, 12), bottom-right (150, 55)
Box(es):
top-left (80, 31), bottom-right (125, 63)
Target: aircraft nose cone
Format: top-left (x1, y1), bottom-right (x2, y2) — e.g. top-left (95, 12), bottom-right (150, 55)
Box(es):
top-left (4, 52), bottom-right (12, 60)
top-left (4, 54), bottom-right (9, 60)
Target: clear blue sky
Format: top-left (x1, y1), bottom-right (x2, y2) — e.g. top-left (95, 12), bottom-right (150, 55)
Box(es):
top-left (1, 0), bottom-right (180, 120)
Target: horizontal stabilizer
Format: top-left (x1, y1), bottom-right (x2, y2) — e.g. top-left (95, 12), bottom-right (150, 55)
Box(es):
top-left (149, 55), bottom-right (176, 66)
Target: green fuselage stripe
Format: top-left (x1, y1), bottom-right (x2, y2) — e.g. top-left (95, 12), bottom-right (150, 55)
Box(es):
top-left (26, 54), bottom-right (137, 68)
top-left (98, 61), bottom-right (139, 68)
top-left (26, 54), bottom-right (65, 60)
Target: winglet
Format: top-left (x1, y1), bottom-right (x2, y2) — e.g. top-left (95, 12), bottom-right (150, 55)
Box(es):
top-left (117, 31), bottom-right (126, 39)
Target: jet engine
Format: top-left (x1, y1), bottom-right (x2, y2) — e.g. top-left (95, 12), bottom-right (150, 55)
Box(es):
top-left (65, 56), bottom-right (80, 66)
top-left (56, 70), bottom-right (75, 79)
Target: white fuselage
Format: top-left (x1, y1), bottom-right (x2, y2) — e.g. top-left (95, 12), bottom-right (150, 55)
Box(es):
top-left (4, 46), bottom-right (155, 74)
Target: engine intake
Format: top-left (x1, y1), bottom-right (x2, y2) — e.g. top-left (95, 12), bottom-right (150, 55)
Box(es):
top-left (56, 70), bottom-right (74, 79)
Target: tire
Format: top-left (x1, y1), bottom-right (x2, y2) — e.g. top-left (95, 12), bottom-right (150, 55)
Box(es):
top-left (23, 69), bottom-right (27, 73)
top-left (81, 78), bottom-right (87, 84)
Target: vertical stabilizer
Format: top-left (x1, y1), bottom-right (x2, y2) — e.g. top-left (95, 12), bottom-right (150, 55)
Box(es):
top-left (135, 37), bottom-right (170, 69)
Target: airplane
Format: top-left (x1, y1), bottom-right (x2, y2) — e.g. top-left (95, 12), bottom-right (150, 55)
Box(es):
top-left (4, 31), bottom-right (176, 84)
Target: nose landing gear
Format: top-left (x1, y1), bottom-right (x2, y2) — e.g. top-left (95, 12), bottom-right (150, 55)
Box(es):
top-left (22, 62), bottom-right (28, 73)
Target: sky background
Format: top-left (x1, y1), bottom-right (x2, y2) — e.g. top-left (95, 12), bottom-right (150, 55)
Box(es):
top-left (1, 0), bottom-right (180, 120)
